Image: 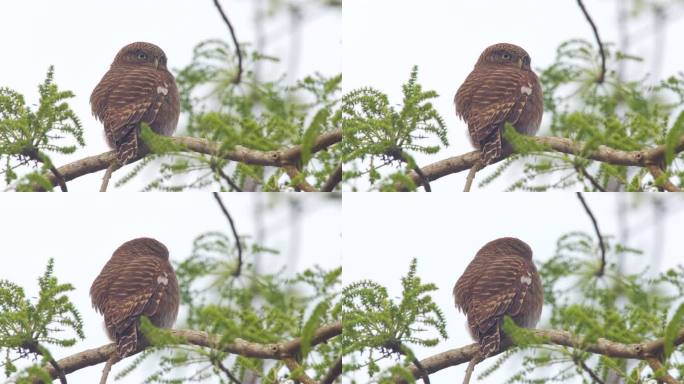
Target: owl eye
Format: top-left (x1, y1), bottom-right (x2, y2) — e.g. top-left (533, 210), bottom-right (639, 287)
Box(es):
top-left (502, 53), bottom-right (512, 60)
top-left (137, 52), bottom-right (148, 60)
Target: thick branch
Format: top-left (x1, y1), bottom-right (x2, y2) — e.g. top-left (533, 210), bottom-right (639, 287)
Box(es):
top-left (397, 326), bottom-right (684, 383)
top-left (403, 134), bottom-right (684, 189)
top-left (37, 129), bottom-right (341, 190)
top-left (40, 322), bottom-right (341, 381)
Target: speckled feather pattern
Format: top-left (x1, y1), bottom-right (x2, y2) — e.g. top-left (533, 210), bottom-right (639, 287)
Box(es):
top-left (90, 238), bottom-right (179, 358)
top-left (453, 237), bottom-right (543, 357)
top-left (90, 42), bottom-right (180, 165)
top-left (454, 43), bottom-right (543, 165)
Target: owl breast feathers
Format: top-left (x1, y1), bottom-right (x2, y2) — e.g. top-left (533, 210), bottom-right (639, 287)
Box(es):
top-left (91, 42), bottom-right (180, 166)
top-left (90, 237), bottom-right (180, 358)
top-left (454, 43), bottom-right (543, 165)
top-left (453, 237), bottom-right (543, 357)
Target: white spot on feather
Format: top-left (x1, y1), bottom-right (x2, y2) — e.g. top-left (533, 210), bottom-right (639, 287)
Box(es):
top-left (520, 85), bottom-right (532, 95)
top-left (156, 85), bottom-right (168, 96)
top-left (520, 273), bottom-right (532, 285)
top-left (157, 273), bottom-right (169, 285)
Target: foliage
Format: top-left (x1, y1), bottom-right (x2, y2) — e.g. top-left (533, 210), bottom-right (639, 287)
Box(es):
top-left (117, 231), bottom-right (342, 383)
top-left (0, 258), bottom-right (85, 381)
top-left (342, 66), bottom-right (448, 191)
top-left (119, 40), bottom-right (343, 191)
top-left (0, 66), bottom-right (84, 190)
top-left (341, 258), bottom-right (448, 383)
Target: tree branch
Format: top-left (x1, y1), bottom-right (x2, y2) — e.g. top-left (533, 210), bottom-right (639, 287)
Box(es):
top-left (396, 326), bottom-right (684, 383)
top-left (212, 0), bottom-right (243, 84)
top-left (212, 192), bottom-right (243, 277)
top-left (321, 163), bottom-right (342, 192)
top-left (321, 356), bottom-right (342, 384)
top-left (576, 0), bottom-right (606, 83)
top-left (38, 322), bottom-right (341, 382)
top-left (284, 165), bottom-right (318, 192)
top-left (401, 134), bottom-right (684, 190)
top-left (283, 357), bottom-right (317, 384)
top-left (647, 165), bottom-right (683, 192)
top-left (646, 357), bottom-right (681, 384)
top-left (31, 129), bottom-right (341, 191)
top-left (576, 192), bottom-right (606, 277)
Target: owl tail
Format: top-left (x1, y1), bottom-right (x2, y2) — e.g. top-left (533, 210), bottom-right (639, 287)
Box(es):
top-left (479, 322), bottom-right (501, 358)
top-left (115, 124), bottom-right (139, 166)
top-left (116, 322), bottom-right (139, 358)
top-left (480, 128), bottom-right (502, 166)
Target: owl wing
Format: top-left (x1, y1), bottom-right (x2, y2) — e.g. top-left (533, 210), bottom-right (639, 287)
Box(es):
top-left (91, 67), bottom-right (167, 164)
top-left (455, 68), bottom-right (532, 163)
top-left (467, 257), bottom-right (532, 355)
top-left (102, 256), bottom-right (169, 356)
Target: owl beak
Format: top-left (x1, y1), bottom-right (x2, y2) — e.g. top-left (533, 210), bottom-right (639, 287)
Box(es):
top-left (517, 58), bottom-right (523, 69)
top-left (154, 57), bottom-right (160, 69)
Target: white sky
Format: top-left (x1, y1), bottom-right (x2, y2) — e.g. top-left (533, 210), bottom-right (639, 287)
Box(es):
top-left (0, 0), bottom-right (341, 191)
top-left (0, 193), bottom-right (341, 383)
top-left (343, 0), bottom-right (684, 191)
top-left (343, 193), bottom-right (684, 383)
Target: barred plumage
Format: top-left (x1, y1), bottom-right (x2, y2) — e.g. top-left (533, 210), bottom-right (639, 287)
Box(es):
top-left (454, 43), bottom-right (543, 165)
top-left (90, 238), bottom-right (179, 358)
top-left (91, 42), bottom-right (180, 165)
top-left (453, 237), bottom-right (543, 357)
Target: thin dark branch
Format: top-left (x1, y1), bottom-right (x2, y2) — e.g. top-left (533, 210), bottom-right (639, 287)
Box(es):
top-left (577, 0), bottom-right (606, 83)
top-left (23, 148), bottom-right (68, 192)
top-left (576, 192), bottom-right (607, 276)
top-left (574, 355), bottom-right (606, 384)
top-left (25, 342), bottom-right (67, 384)
top-left (387, 341), bottom-right (430, 384)
top-left (212, 192), bottom-right (243, 277)
top-left (321, 163), bottom-right (342, 192)
top-left (321, 356), bottom-right (342, 384)
top-left (389, 149), bottom-right (431, 192)
top-left (213, 0), bottom-right (243, 84)
top-left (574, 163), bottom-right (606, 192)
top-left (213, 356), bottom-right (242, 384)
top-left (210, 159), bottom-right (243, 192)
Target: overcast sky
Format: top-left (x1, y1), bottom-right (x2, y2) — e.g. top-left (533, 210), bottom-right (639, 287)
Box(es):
top-left (343, 0), bottom-right (684, 191)
top-left (0, 0), bottom-right (341, 191)
top-left (343, 193), bottom-right (684, 382)
top-left (0, 193), bottom-right (341, 383)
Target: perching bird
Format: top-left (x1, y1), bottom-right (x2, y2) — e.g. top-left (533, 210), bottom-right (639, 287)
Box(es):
top-left (90, 237), bottom-right (179, 358)
top-left (91, 42), bottom-right (180, 166)
top-left (454, 43), bottom-right (543, 165)
top-left (453, 237), bottom-right (543, 358)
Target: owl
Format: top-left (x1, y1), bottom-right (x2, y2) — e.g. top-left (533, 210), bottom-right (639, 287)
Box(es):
top-left (91, 42), bottom-right (180, 166)
top-left (90, 237), bottom-right (180, 358)
top-left (453, 237), bottom-right (543, 357)
top-left (454, 43), bottom-right (543, 165)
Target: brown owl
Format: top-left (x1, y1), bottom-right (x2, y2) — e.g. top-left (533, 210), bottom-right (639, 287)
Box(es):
top-left (454, 43), bottom-right (543, 165)
top-left (453, 237), bottom-right (543, 358)
top-left (90, 237), bottom-right (180, 358)
top-left (91, 42), bottom-right (180, 166)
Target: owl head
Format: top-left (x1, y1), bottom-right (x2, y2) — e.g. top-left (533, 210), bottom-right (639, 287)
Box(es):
top-left (112, 42), bottom-right (169, 70)
top-left (112, 237), bottom-right (170, 260)
top-left (476, 43), bottom-right (532, 71)
top-left (476, 237), bottom-right (533, 260)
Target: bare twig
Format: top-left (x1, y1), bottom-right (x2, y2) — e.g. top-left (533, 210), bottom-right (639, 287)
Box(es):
top-left (574, 355), bottom-right (606, 384)
top-left (396, 326), bottom-right (684, 383)
top-left (576, 192), bottom-right (606, 277)
top-left (38, 322), bottom-right (341, 382)
top-left (646, 357), bottom-right (680, 384)
top-left (212, 354), bottom-right (242, 384)
top-left (463, 160), bottom-right (483, 192)
top-left (99, 162), bottom-right (118, 192)
top-left (400, 133), bottom-right (684, 191)
top-left (387, 340), bottom-right (430, 384)
top-left (577, 0), bottom-right (606, 83)
top-left (321, 356), bottom-right (342, 384)
top-left (212, 192), bottom-right (243, 277)
top-left (389, 149), bottom-right (431, 192)
top-left (22, 148), bottom-right (68, 192)
top-left (98, 355), bottom-right (118, 384)
top-left (462, 353), bottom-right (482, 384)
top-left (284, 165), bottom-right (318, 192)
top-left (573, 163), bottom-right (606, 192)
top-left (213, 0), bottom-right (243, 84)
top-left (32, 129), bottom-right (341, 191)
top-left (647, 165), bottom-right (682, 192)
top-left (210, 159), bottom-right (243, 191)
top-left (25, 342), bottom-right (68, 384)
top-left (321, 163), bottom-right (342, 192)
